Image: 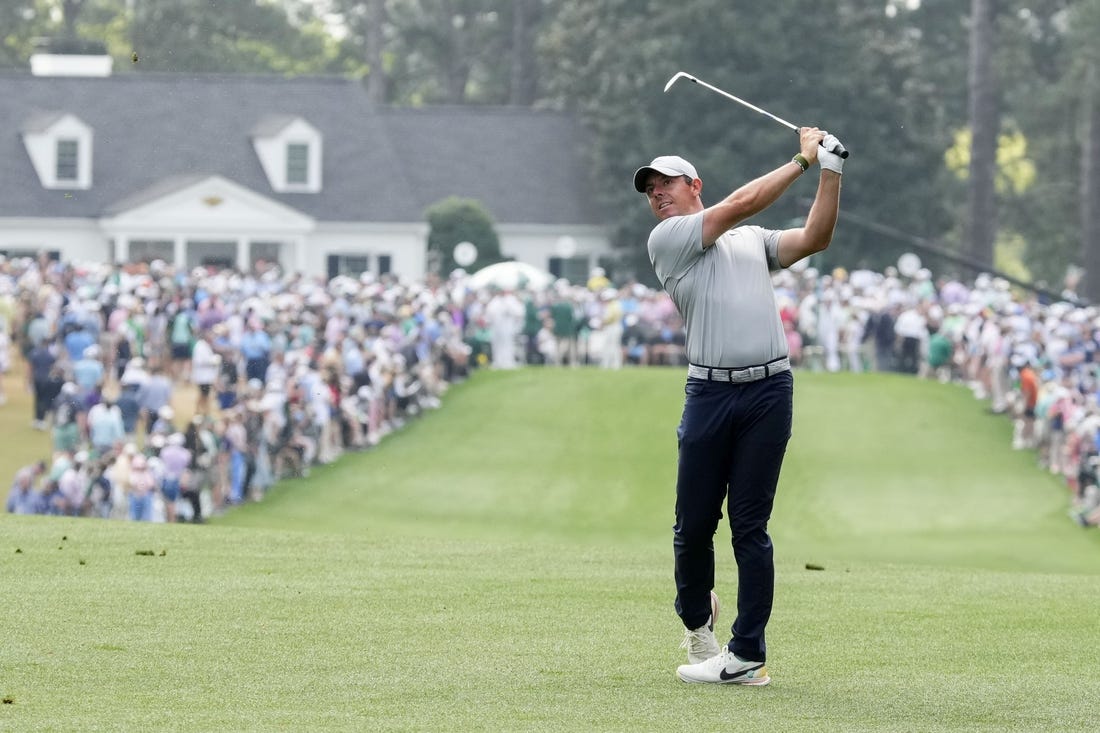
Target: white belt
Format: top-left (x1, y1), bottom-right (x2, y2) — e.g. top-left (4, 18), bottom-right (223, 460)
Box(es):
top-left (687, 356), bottom-right (791, 384)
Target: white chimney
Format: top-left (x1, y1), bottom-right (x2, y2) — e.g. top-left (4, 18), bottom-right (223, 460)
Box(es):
top-left (30, 53), bottom-right (113, 77)
top-left (29, 38), bottom-right (113, 77)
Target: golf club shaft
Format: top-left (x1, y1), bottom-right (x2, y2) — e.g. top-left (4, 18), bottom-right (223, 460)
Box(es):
top-left (670, 73), bottom-right (849, 159)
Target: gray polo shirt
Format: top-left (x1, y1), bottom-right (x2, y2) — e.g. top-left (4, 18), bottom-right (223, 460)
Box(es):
top-left (648, 211), bottom-right (788, 368)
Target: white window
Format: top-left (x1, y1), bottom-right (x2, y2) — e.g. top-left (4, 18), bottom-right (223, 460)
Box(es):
top-left (129, 240), bottom-right (173, 264)
top-left (251, 117), bottom-right (322, 193)
top-left (327, 253), bottom-right (370, 279)
top-left (20, 113), bottom-right (93, 190)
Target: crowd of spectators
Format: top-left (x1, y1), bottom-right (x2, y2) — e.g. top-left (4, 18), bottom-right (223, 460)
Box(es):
top-left (0, 253), bottom-right (683, 522)
top-left (3, 251), bottom-right (1099, 530)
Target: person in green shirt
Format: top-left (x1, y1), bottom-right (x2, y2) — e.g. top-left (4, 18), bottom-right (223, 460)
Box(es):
top-left (925, 322), bottom-right (954, 382)
top-left (549, 292), bottom-right (578, 367)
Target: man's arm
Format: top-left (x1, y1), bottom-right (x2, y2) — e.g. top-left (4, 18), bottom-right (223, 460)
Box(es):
top-left (701, 127), bottom-right (827, 247)
top-left (776, 170), bottom-right (841, 267)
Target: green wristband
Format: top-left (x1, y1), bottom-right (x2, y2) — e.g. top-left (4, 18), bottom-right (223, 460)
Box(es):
top-left (792, 154), bottom-right (809, 172)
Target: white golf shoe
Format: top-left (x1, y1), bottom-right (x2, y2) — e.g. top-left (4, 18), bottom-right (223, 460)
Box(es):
top-left (678, 590), bottom-right (722, 664)
top-left (676, 648), bottom-right (771, 686)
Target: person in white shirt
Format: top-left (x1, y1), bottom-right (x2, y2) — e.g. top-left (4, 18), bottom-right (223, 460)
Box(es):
top-left (190, 330), bottom-right (221, 415)
top-left (485, 288), bottom-right (524, 369)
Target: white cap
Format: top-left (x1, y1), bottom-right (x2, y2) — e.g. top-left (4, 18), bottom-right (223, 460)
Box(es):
top-left (633, 155), bottom-right (699, 192)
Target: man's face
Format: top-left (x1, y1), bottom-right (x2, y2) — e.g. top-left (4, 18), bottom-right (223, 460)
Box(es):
top-left (643, 173), bottom-right (699, 221)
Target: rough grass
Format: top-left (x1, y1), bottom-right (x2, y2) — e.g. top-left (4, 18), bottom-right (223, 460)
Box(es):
top-left (2, 368), bottom-right (1099, 732)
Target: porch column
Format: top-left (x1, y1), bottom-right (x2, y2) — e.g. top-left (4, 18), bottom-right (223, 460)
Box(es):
top-left (236, 238), bottom-right (250, 273)
top-left (114, 237), bottom-right (129, 265)
top-left (294, 237), bottom-right (307, 276)
top-left (173, 236), bottom-right (186, 270)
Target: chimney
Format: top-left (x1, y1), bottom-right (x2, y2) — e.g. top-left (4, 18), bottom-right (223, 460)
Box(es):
top-left (30, 37), bottom-right (113, 77)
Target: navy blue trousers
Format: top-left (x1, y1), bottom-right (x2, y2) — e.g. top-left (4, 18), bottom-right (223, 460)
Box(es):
top-left (673, 370), bottom-right (792, 663)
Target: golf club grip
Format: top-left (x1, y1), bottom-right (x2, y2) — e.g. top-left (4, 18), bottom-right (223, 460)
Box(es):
top-left (796, 128), bottom-right (850, 159)
top-left (830, 141), bottom-right (850, 159)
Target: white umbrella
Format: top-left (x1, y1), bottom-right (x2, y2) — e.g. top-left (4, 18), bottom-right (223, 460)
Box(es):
top-left (466, 261), bottom-right (555, 291)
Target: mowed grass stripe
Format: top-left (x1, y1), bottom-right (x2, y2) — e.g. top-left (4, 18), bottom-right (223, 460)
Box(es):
top-left (3, 368), bottom-right (1100, 732)
top-left (219, 368), bottom-right (683, 542)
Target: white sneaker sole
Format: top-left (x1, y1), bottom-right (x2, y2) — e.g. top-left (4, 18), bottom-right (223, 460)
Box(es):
top-left (676, 668), bottom-right (772, 686)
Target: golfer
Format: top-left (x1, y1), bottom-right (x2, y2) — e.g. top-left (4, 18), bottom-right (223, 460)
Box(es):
top-left (634, 126), bottom-right (844, 685)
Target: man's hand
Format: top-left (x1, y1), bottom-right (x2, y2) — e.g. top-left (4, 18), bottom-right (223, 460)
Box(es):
top-left (798, 127), bottom-right (826, 165)
top-left (818, 134), bottom-right (845, 174)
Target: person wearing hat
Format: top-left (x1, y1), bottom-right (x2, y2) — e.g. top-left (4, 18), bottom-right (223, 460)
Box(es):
top-left (596, 287), bottom-right (624, 370)
top-left (633, 126), bottom-right (844, 686)
top-left (137, 364), bottom-right (173, 436)
top-left (158, 432), bottom-right (191, 523)
top-left (72, 344), bottom-right (106, 398)
top-left (240, 316), bottom-right (273, 386)
top-left (127, 452), bottom-right (156, 521)
top-left (190, 328), bottom-right (221, 415)
top-left (27, 336), bottom-right (58, 429)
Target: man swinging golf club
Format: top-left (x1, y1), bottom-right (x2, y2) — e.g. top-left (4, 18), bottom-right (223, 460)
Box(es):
top-left (634, 125), bottom-right (844, 685)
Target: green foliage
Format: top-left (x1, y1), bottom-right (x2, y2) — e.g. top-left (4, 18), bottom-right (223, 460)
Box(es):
top-left (66, 0), bottom-right (363, 75)
top-left (945, 127), bottom-right (1037, 194)
top-left (538, 0), bottom-right (966, 277)
top-left (424, 195), bottom-right (503, 274)
top-left (3, 0), bottom-right (1099, 285)
top-left (0, 1), bottom-right (55, 68)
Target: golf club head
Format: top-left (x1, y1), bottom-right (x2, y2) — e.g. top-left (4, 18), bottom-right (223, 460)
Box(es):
top-left (663, 72), bottom-right (694, 93)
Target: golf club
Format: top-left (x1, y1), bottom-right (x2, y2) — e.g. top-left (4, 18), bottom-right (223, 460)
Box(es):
top-left (664, 71), bottom-right (849, 159)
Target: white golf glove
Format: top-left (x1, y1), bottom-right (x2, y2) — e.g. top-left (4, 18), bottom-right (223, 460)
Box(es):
top-left (818, 134), bottom-right (845, 174)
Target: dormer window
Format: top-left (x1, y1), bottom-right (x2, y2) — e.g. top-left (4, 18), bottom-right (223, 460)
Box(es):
top-left (20, 112), bottom-right (93, 190)
top-left (56, 139), bottom-right (79, 181)
top-left (251, 115), bottom-right (322, 193)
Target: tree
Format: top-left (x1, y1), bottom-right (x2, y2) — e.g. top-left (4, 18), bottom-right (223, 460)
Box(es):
top-left (333, 0), bottom-right (558, 105)
top-left (68, 0), bottom-right (362, 75)
top-left (0, 1), bottom-right (58, 68)
top-left (965, 0), bottom-right (999, 269)
top-left (990, 0), bottom-right (1076, 288)
top-left (424, 197), bottom-right (503, 275)
top-left (364, 0), bottom-right (387, 103)
top-left (1068, 0), bottom-right (1100, 300)
top-left (6, 0), bottom-right (1098, 289)
top-left (508, 0), bottom-right (541, 106)
top-left (1080, 59), bottom-right (1099, 299)
top-left (539, 0), bottom-right (962, 281)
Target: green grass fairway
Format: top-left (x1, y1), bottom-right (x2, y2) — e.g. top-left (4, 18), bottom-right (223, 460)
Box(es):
top-left (3, 369), bottom-right (1100, 732)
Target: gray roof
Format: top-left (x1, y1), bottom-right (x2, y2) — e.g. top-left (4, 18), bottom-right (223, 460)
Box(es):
top-left (0, 71), bottom-right (604, 227)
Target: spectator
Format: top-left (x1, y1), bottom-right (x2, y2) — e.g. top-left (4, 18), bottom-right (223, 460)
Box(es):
top-left (87, 399), bottom-right (125, 456)
top-left (168, 301), bottom-right (196, 381)
top-left (190, 328), bottom-right (220, 415)
top-left (240, 317), bottom-right (272, 385)
top-left (485, 287), bottom-right (524, 369)
top-left (158, 432), bottom-right (191, 523)
top-left (27, 337), bottom-right (57, 429)
top-left (115, 371), bottom-right (144, 439)
top-left (138, 365), bottom-right (173, 436)
top-left (127, 453), bottom-right (156, 522)
top-left (894, 303), bottom-right (927, 375)
top-left (598, 288), bottom-right (624, 370)
top-left (870, 304), bottom-right (898, 372)
top-left (1014, 356), bottom-right (1040, 450)
top-left (7, 460), bottom-right (46, 514)
top-left (550, 289), bottom-right (579, 367)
